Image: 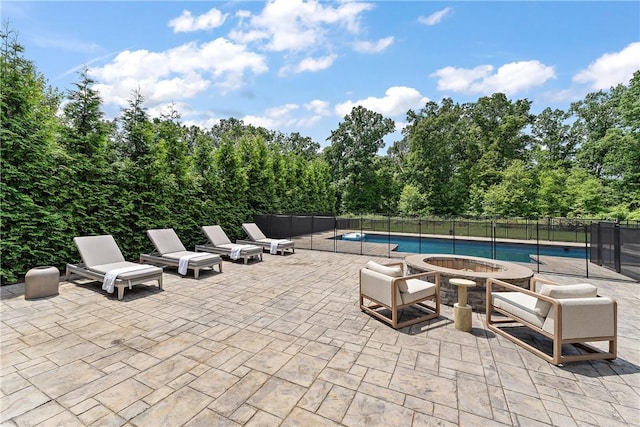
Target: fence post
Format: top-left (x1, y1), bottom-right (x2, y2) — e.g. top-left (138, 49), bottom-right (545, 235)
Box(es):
top-left (419, 218), bottom-right (422, 254)
top-left (310, 215), bottom-right (314, 250)
top-left (333, 216), bottom-right (337, 253)
top-left (360, 215), bottom-right (363, 256)
top-left (388, 214), bottom-right (391, 259)
top-left (452, 218), bottom-right (456, 254)
top-left (536, 221), bottom-right (540, 273)
top-left (614, 222), bottom-right (621, 273)
top-left (585, 224), bottom-right (589, 278)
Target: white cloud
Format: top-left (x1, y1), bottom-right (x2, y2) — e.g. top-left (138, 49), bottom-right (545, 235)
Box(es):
top-left (242, 103), bottom-right (300, 129)
top-left (353, 36), bottom-right (394, 53)
top-left (169, 8), bottom-right (228, 33)
top-left (430, 60), bottom-right (556, 95)
top-left (419, 7), bottom-right (452, 26)
top-left (304, 99), bottom-right (331, 116)
top-left (573, 42), bottom-right (640, 89)
top-left (280, 54), bottom-right (338, 75)
top-left (335, 86), bottom-right (429, 117)
top-left (88, 38), bottom-right (267, 107)
top-left (230, 0), bottom-right (374, 52)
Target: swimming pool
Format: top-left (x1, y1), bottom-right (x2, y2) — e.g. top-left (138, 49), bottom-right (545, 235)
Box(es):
top-left (338, 233), bottom-right (586, 263)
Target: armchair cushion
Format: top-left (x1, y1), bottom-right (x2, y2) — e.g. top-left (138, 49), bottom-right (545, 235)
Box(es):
top-left (400, 278), bottom-right (437, 305)
top-left (366, 261), bottom-right (403, 278)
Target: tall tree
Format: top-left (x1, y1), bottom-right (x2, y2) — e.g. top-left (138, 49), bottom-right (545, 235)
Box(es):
top-left (59, 68), bottom-right (114, 237)
top-left (325, 106), bottom-right (395, 213)
top-left (0, 26), bottom-right (67, 283)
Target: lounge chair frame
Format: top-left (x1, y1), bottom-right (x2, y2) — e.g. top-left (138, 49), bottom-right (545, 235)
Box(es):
top-left (139, 251), bottom-right (222, 279)
top-left (239, 223), bottom-right (295, 255)
top-left (140, 229), bottom-right (223, 279)
top-left (360, 262), bottom-right (440, 329)
top-left (195, 226), bottom-right (263, 264)
top-left (486, 277), bottom-right (617, 365)
top-left (66, 235), bottom-right (163, 300)
top-left (66, 262), bottom-right (163, 300)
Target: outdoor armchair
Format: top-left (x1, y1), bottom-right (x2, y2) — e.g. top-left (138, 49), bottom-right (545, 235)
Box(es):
top-left (359, 260), bottom-right (440, 329)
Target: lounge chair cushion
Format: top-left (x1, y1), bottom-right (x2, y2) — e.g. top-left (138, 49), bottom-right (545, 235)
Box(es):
top-left (399, 278), bottom-right (437, 305)
top-left (243, 223), bottom-right (268, 241)
top-left (366, 261), bottom-right (403, 278)
top-left (147, 229), bottom-right (187, 255)
top-left (161, 251), bottom-right (219, 262)
top-left (89, 261), bottom-right (160, 279)
top-left (492, 292), bottom-right (546, 328)
top-left (74, 235), bottom-right (125, 267)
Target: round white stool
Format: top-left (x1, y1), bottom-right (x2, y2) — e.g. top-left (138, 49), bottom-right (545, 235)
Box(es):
top-left (450, 278), bottom-right (476, 332)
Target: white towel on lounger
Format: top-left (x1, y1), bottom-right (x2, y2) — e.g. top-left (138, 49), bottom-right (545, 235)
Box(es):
top-left (230, 245), bottom-right (253, 260)
top-left (270, 240), bottom-right (288, 255)
top-left (178, 253), bottom-right (207, 275)
top-left (103, 265), bottom-right (154, 293)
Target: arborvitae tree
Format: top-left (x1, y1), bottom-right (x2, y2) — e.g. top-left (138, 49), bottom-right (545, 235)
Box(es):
top-left (213, 135), bottom-right (249, 232)
top-left (60, 68), bottom-right (114, 237)
top-left (0, 26), bottom-right (67, 283)
top-left (239, 135), bottom-right (275, 216)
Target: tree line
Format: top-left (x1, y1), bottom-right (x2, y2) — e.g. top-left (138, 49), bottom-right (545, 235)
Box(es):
top-left (1, 26), bottom-right (638, 283)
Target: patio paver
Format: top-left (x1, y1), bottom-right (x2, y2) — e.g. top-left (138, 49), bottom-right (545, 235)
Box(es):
top-left (1, 249), bottom-right (638, 426)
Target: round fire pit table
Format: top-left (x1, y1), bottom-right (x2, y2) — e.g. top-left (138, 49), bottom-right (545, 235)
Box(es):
top-left (405, 254), bottom-right (534, 312)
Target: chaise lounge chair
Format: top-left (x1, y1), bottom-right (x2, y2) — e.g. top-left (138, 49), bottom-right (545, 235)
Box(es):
top-left (359, 261), bottom-right (440, 329)
top-left (140, 228), bottom-right (223, 279)
top-left (238, 222), bottom-right (295, 255)
top-left (66, 235), bottom-right (163, 300)
top-left (195, 225), bottom-right (263, 264)
top-left (486, 277), bottom-right (617, 365)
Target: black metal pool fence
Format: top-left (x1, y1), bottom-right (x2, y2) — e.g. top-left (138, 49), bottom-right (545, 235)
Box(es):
top-left (254, 215), bottom-right (640, 280)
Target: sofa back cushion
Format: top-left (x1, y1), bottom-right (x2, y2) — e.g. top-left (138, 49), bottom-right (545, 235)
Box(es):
top-left (540, 283), bottom-right (598, 299)
top-left (535, 283), bottom-right (599, 317)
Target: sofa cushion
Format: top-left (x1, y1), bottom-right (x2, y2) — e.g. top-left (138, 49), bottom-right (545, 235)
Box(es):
top-left (492, 292), bottom-right (546, 328)
top-left (539, 283), bottom-right (597, 299)
top-left (366, 261), bottom-right (403, 278)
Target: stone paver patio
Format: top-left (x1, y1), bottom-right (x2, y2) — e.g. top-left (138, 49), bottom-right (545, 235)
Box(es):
top-left (1, 250), bottom-right (639, 426)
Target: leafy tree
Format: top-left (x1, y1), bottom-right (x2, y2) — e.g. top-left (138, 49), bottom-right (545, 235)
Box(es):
top-left (325, 106), bottom-right (395, 213)
top-left (483, 160), bottom-right (537, 217)
top-left (470, 94), bottom-right (533, 188)
top-left (530, 107), bottom-right (576, 169)
top-left (398, 184), bottom-right (427, 216)
top-left (403, 99), bottom-right (473, 215)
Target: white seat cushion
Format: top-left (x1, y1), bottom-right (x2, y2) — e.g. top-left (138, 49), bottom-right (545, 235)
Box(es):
top-left (400, 279), bottom-right (436, 305)
top-left (492, 292), bottom-right (545, 328)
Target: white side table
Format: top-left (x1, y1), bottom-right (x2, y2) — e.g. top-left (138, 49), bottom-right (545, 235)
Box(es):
top-left (450, 278), bottom-right (476, 332)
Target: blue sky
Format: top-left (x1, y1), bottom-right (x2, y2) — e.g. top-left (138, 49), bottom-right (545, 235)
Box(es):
top-left (4, 1), bottom-right (640, 150)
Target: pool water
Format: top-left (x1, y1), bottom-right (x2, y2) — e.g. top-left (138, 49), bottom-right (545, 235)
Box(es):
top-left (338, 234), bottom-right (586, 263)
